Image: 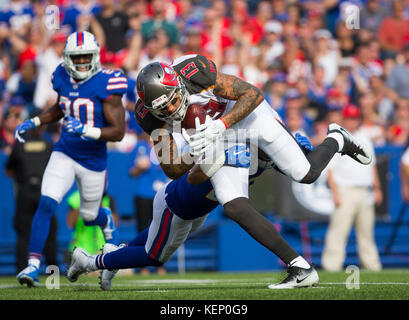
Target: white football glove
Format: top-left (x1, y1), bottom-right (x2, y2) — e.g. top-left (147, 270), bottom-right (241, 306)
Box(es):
top-left (182, 115), bottom-right (228, 157)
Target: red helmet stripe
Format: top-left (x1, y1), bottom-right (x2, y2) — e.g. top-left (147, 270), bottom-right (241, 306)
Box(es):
top-left (77, 32), bottom-right (84, 46)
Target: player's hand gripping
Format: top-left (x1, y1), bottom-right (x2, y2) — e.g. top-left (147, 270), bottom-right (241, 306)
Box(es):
top-left (182, 115), bottom-right (228, 156)
top-left (15, 119), bottom-right (37, 143)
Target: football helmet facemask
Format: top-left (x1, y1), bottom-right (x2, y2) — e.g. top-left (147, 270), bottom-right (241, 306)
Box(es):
top-left (64, 31), bottom-right (101, 81)
top-left (136, 62), bottom-right (190, 123)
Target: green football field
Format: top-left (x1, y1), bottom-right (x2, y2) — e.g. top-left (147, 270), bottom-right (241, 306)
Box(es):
top-left (1, 269), bottom-right (409, 300)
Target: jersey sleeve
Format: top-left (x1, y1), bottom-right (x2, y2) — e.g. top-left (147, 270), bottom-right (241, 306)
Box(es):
top-left (134, 98), bottom-right (166, 135)
top-left (100, 70), bottom-right (128, 99)
top-left (172, 54), bottom-right (217, 94)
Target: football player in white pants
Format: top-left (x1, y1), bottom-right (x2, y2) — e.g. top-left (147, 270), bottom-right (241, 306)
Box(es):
top-left (132, 57), bottom-right (372, 288)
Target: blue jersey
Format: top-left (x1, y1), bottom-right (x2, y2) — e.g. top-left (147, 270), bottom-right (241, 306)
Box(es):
top-left (165, 166), bottom-right (266, 220)
top-left (52, 63), bottom-right (127, 171)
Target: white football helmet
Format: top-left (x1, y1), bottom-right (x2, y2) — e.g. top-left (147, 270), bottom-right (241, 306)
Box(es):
top-left (64, 31), bottom-right (101, 81)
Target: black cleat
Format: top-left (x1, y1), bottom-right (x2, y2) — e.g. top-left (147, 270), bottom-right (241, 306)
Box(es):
top-left (327, 123), bottom-right (372, 165)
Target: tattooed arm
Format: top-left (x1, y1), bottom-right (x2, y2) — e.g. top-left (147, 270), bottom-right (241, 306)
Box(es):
top-left (153, 129), bottom-right (196, 180)
top-left (101, 95), bottom-right (126, 141)
top-left (213, 73), bottom-right (264, 128)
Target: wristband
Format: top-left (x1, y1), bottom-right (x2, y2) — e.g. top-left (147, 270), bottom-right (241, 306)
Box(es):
top-left (83, 125), bottom-right (102, 140)
top-left (32, 116), bottom-right (41, 127)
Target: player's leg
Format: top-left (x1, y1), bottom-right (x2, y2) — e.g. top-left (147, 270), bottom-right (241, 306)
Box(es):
top-left (17, 151), bottom-right (75, 287)
top-left (75, 166), bottom-right (119, 245)
top-left (67, 185), bottom-right (190, 285)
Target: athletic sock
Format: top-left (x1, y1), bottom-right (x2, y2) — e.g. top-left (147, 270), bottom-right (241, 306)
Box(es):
top-left (289, 256), bottom-right (311, 269)
top-left (28, 196), bottom-right (59, 258)
top-left (327, 132), bottom-right (344, 152)
top-left (95, 246), bottom-right (161, 270)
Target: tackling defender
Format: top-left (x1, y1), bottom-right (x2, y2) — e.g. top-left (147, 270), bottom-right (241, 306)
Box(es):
top-left (67, 137), bottom-right (319, 290)
top-left (131, 55), bottom-right (372, 287)
top-left (14, 31), bottom-right (127, 287)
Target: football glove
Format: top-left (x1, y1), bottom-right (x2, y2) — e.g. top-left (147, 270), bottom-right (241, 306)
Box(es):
top-left (295, 132), bottom-right (313, 153)
top-left (15, 119), bottom-right (37, 143)
top-left (224, 144), bottom-right (250, 168)
top-left (183, 116), bottom-right (228, 156)
top-left (63, 116), bottom-right (86, 136)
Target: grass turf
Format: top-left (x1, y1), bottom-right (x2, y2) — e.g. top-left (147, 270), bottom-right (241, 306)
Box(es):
top-left (1, 269), bottom-right (409, 300)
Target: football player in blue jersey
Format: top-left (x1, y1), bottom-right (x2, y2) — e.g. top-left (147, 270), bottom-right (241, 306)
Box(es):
top-left (14, 31), bottom-right (127, 288)
top-left (67, 136), bottom-right (319, 290)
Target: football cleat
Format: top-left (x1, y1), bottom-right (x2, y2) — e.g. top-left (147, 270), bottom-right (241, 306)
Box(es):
top-left (66, 247), bottom-right (96, 282)
top-left (327, 123), bottom-right (372, 165)
top-left (99, 243), bottom-right (125, 291)
top-left (16, 264), bottom-right (39, 288)
top-left (268, 265), bottom-right (319, 289)
top-left (102, 207), bottom-right (119, 245)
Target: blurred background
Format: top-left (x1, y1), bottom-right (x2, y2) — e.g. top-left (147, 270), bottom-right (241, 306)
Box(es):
top-left (0, 0), bottom-right (409, 276)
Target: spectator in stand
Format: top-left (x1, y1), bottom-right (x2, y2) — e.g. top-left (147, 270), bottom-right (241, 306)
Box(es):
top-left (62, 0), bottom-right (101, 33)
top-left (263, 73), bottom-right (287, 113)
top-left (263, 20), bottom-right (285, 67)
top-left (386, 43), bottom-right (409, 101)
top-left (358, 91), bottom-right (387, 147)
top-left (387, 98), bottom-right (409, 145)
top-left (307, 64), bottom-right (328, 115)
top-left (283, 88), bottom-right (314, 137)
top-left (378, 0), bottom-right (409, 59)
top-left (312, 29), bottom-right (339, 86)
top-left (335, 21), bottom-right (357, 58)
top-left (247, 0), bottom-right (273, 45)
top-left (5, 59), bottom-right (37, 114)
top-left (90, 0), bottom-right (131, 69)
top-left (360, 0), bottom-right (388, 34)
top-left (141, 0), bottom-right (180, 48)
top-left (32, 32), bottom-right (66, 110)
top-left (0, 103), bottom-right (22, 154)
top-left (369, 75), bottom-right (394, 123)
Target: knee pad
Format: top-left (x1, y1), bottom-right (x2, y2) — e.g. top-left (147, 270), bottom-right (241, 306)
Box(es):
top-left (38, 196), bottom-right (59, 216)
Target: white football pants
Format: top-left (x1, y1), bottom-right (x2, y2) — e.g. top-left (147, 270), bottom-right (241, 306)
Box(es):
top-left (41, 151), bottom-right (107, 221)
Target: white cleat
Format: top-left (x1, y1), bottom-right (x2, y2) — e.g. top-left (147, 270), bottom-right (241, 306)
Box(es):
top-left (99, 243), bottom-right (124, 291)
top-left (66, 247), bottom-right (96, 282)
top-left (327, 123), bottom-right (372, 165)
top-left (268, 266), bottom-right (319, 289)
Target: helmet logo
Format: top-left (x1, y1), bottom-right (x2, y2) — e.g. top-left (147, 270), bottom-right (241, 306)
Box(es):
top-left (160, 63), bottom-right (178, 87)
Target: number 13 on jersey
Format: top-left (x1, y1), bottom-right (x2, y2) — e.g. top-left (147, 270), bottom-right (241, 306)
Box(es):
top-left (60, 96), bottom-right (95, 126)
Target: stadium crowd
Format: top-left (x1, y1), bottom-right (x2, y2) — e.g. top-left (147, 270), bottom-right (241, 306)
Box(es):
top-left (0, 0), bottom-right (409, 154)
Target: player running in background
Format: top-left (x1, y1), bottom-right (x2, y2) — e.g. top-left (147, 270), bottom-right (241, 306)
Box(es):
top-left (67, 139), bottom-right (319, 290)
top-left (132, 56), bottom-right (372, 287)
top-left (14, 31), bottom-right (127, 287)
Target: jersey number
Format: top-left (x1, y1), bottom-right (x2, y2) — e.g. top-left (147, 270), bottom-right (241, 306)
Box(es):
top-left (180, 62), bottom-right (199, 79)
top-left (60, 96), bottom-right (95, 126)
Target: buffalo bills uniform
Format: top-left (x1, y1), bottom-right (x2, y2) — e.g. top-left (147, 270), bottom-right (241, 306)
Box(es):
top-left (41, 64), bottom-right (127, 210)
top-left (145, 162), bottom-right (267, 263)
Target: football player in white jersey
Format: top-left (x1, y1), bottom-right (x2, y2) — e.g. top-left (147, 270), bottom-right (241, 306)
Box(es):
top-left (133, 55), bottom-right (372, 288)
